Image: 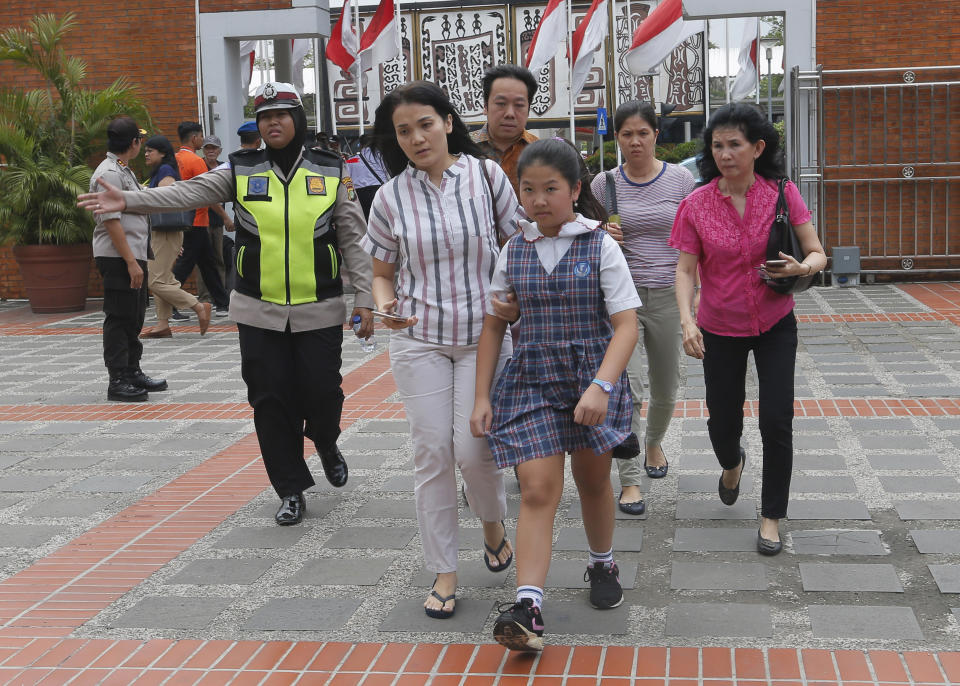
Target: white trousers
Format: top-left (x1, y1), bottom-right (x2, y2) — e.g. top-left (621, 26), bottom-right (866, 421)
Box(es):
top-left (389, 333), bottom-right (512, 573)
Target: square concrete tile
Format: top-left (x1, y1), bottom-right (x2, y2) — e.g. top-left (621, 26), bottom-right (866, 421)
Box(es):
top-left (678, 474), bottom-right (755, 494)
top-left (808, 605), bottom-right (922, 639)
top-left (670, 562), bottom-right (767, 591)
top-left (0, 524), bottom-right (66, 547)
top-left (543, 560), bottom-right (638, 590)
top-left (794, 435), bottom-right (838, 450)
top-left (566, 499), bottom-right (646, 521)
top-left (23, 454), bottom-right (108, 469)
top-left (0, 437), bottom-right (65, 452)
top-left (680, 435), bottom-right (714, 450)
top-left (152, 437), bottom-right (226, 452)
top-left (412, 564), bottom-right (508, 589)
top-left (790, 529), bottom-right (886, 555)
top-left (0, 475), bottom-right (60, 492)
top-left (213, 527), bottom-right (307, 549)
top-left (243, 598), bottom-right (362, 630)
top-left (928, 565), bottom-right (960, 593)
top-left (675, 454), bottom-right (721, 471)
top-left (304, 476), bottom-right (363, 494)
top-left (895, 501), bottom-right (960, 520)
top-left (665, 603), bottom-right (772, 637)
top-left (380, 598), bottom-right (495, 633)
top-left (343, 453), bottom-right (391, 469)
top-left (290, 557), bottom-right (395, 586)
top-left (791, 476), bottom-right (858, 493)
top-left (380, 475), bottom-right (414, 492)
top-left (793, 455), bottom-right (848, 471)
top-left (354, 499), bottom-right (416, 519)
top-left (182, 421), bottom-right (249, 434)
top-left (251, 496), bottom-right (340, 521)
top-left (341, 435), bottom-right (407, 451)
top-left (911, 530), bottom-right (960, 554)
top-left (65, 474), bottom-right (155, 493)
top-left (109, 597), bottom-right (231, 629)
top-left (0, 455), bottom-right (28, 469)
top-left (675, 499), bottom-right (758, 520)
top-left (879, 476), bottom-right (960, 493)
top-left (105, 421), bottom-right (178, 434)
top-left (456, 525), bottom-right (515, 551)
top-left (867, 454), bottom-right (944, 470)
top-left (359, 420), bottom-right (410, 433)
top-left (21, 497), bottom-right (111, 518)
top-left (859, 435), bottom-right (929, 450)
top-left (799, 563), bottom-right (903, 592)
top-left (0, 495), bottom-right (21, 510)
top-left (69, 437), bottom-right (137, 452)
top-left (547, 600), bottom-right (629, 635)
top-left (323, 526), bottom-right (417, 549)
top-left (111, 454), bottom-right (196, 470)
top-left (166, 559), bottom-right (274, 585)
top-left (554, 527), bottom-right (643, 552)
top-left (787, 500), bottom-right (871, 520)
top-left (673, 527), bottom-right (758, 552)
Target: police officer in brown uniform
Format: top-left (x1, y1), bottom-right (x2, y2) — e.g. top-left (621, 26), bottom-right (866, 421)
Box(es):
top-left (79, 85), bottom-right (374, 525)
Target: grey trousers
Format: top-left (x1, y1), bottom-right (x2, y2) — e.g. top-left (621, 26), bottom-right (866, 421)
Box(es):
top-left (616, 285), bottom-right (682, 488)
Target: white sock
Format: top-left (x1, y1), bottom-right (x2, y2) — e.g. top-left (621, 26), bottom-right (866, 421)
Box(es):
top-left (516, 585), bottom-right (544, 609)
top-left (588, 548), bottom-right (614, 567)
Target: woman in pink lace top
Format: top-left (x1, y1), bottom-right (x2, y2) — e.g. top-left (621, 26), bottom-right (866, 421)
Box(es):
top-left (669, 103), bottom-right (827, 555)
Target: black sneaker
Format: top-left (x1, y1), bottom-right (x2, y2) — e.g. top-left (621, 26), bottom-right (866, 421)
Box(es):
top-left (215, 305), bottom-right (229, 318)
top-left (493, 599), bottom-right (545, 652)
top-left (170, 308), bottom-right (190, 321)
top-left (584, 562), bottom-right (623, 609)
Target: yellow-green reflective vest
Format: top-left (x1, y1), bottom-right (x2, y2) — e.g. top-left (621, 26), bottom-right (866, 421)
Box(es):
top-left (229, 147), bottom-right (343, 305)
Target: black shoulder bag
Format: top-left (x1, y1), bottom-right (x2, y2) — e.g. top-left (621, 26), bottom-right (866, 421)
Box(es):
top-left (764, 177), bottom-right (815, 295)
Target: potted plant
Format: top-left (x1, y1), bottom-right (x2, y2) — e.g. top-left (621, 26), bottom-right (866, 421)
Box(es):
top-left (0, 13), bottom-right (150, 312)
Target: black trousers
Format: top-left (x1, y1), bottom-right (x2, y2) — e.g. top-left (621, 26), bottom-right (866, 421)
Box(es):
top-left (173, 227), bottom-right (229, 308)
top-left (96, 256), bottom-right (149, 376)
top-left (238, 322), bottom-right (345, 497)
top-left (702, 311), bottom-right (798, 519)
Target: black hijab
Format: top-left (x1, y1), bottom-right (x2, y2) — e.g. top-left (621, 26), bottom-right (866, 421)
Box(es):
top-left (258, 106), bottom-right (308, 177)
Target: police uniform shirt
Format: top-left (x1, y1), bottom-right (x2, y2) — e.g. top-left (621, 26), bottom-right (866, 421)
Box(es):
top-left (91, 153), bottom-right (150, 261)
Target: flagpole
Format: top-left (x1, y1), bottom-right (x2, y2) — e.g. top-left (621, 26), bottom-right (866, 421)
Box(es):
top-left (609, 0), bottom-right (621, 168)
top-left (755, 18), bottom-right (761, 105)
top-left (395, 0), bottom-right (403, 76)
top-left (703, 21), bottom-right (710, 122)
top-left (328, 60), bottom-right (339, 136)
top-left (567, 0), bottom-right (575, 141)
top-left (354, 0), bottom-right (364, 136)
top-left (624, 0), bottom-right (634, 100)
top-left (724, 19), bottom-right (731, 104)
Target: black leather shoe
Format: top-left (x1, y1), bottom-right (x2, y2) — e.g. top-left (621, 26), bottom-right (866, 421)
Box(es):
top-left (718, 446), bottom-right (746, 506)
top-left (644, 448), bottom-right (669, 479)
top-left (107, 376), bottom-right (148, 402)
top-left (757, 529), bottom-right (783, 556)
top-left (275, 493), bottom-right (304, 525)
top-left (617, 492), bottom-right (646, 516)
top-left (612, 432), bottom-right (641, 460)
top-left (126, 369), bottom-right (168, 392)
top-left (318, 445), bottom-right (348, 487)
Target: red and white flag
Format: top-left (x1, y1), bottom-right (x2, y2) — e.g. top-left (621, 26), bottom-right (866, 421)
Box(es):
top-left (625, 0), bottom-right (704, 75)
top-left (239, 40), bottom-right (256, 93)
top-left (569, 0), bottom-right (608, 98)
top-left (525, 0), bottom-right (567, 73)
top-left (326, 0), bottom-right (360, 76)
top-left (730, 17), bottom-right (760, 100)
top-left (359, 0), bottom-right (401, 73)
top-left (292, 38), bottom-right (312, 92)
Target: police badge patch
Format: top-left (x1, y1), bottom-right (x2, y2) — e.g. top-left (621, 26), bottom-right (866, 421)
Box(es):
top-left (262, 83), bottom-right (277, 100)
top-left (306, 176), bottom-right (327, 195)
top-left (247, 177), bottom-right (269, 196)
top-left (342, 175), bottom-right (357, 201)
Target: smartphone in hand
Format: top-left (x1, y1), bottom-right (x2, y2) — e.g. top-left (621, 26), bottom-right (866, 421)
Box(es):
top-left (764, 259), bottom-right (788, 268)
top-left (372, 309), bottom-right (409, 322)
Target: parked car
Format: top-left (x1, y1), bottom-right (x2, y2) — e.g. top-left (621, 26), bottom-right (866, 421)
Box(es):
top-left (679, 155), bottom-right (701, 182)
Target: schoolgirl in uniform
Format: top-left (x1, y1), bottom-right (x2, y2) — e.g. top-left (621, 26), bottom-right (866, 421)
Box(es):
top-left (471, 138), bottom-right (640, 651)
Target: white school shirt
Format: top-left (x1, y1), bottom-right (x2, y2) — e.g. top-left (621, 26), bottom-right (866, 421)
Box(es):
top-left (488, 215), bottom-right (642, 315)
top-left (362, 154), bottom-right (520, 346)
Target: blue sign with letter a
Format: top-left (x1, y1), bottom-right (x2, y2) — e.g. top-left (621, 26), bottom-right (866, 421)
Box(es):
top-left (596, 107), bottom-right (608, 135)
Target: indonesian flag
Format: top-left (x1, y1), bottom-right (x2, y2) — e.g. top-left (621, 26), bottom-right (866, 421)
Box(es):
top-left (525, 0), bottom-right (567, 73)
top-left (292, 38), bottom-right (312, 92)
top-left (625, 0), bottom-right (705, 75)
top-left (325, 0), bottom-right (359, 75)
top-left (239, 40), bottom-right (256, 93)
top-left (569, 0), bottom-right (608, 98)
top-left (359, 0), bottom-right (401, 74)
top-left (730, 17), bottom-right (760, 100)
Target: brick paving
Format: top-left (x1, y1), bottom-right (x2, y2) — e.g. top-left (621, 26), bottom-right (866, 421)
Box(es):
top-left (0, 284), bottom-right (959, 683)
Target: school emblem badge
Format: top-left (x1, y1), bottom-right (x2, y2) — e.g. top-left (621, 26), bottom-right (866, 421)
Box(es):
top-left (247, 176), bottom-right (269, 196)
top-left (262, 83), bottom-right (277, 100)
top-left (573, 261), bottom-right (591, 277)
top-left (306, 176), bottom-right (327, 195)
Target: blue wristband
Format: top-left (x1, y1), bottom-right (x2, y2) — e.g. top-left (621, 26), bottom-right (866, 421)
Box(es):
top-left (591, 378), bottom-right (613, 393)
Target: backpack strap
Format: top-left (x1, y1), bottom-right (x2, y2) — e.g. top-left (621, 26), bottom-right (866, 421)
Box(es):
top-left (604, 169), bottom-right (618, 216)
top-left (479, 159), bottom-right (501, 240)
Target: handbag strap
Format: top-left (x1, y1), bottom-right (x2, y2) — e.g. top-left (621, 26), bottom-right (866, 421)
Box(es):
top-left (776, 177), bottom-right (790, 222)
top-left (479, 158), bottom-right (501, 239)
top-left (604, 169), bottom-right (618, 215)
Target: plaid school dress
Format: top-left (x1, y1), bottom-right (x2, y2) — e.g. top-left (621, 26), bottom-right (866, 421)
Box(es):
top-left (487, 228), bottom-right (633, 468)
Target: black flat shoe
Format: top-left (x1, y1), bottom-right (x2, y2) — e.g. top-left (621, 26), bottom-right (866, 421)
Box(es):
top-left (617, 492), bottom-right (646, 516)
top-left (318, 445), bottom-right (348, 487)
top-left (757, 529), bottom-right (783, 556)
top-left (126, 369), bottom-right (168, 392)
top-left (644, 448), bottom-right (669, 479)
top-left (718, 446), bottom-right (746, 506)
top-left (612, 432), bottom-right (641, 460)
top-left (275, 492), bottom-right (304, 525)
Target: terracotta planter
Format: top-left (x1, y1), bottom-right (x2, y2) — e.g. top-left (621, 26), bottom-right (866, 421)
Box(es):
top-left (12, 243), bottom-right (93, 313)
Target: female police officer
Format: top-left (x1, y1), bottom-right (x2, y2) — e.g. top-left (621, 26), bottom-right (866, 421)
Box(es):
top-left (79, 83), bottom-right (374, 526)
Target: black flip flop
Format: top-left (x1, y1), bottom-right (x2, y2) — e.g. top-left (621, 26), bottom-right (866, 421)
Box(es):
top-left (483, 520), bottom-right (513, 572)
top-left (424, 577), bottom-right (456, 619)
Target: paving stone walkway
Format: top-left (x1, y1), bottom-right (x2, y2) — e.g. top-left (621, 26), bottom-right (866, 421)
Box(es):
top-left (1, 284), bottom-right (960, 683)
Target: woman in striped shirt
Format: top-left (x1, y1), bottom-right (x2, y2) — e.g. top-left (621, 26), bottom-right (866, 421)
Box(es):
top-left (362, 81), bottom-right (520, 619)
top-left (591, 101), bottom-right (697, 515)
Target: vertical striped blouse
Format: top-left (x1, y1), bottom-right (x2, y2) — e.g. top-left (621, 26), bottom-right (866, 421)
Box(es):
top-left (361, 154), bottom-right (520, 346)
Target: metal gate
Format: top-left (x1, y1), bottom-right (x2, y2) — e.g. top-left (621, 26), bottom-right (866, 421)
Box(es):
top-left (792, 65), bottom-right (960, 277)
